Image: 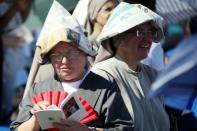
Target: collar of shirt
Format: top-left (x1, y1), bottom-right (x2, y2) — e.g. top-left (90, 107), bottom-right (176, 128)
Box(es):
top-left (61, 70), bottom-right (90, 94)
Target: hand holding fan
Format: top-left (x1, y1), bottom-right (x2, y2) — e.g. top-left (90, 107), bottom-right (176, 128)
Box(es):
top-left (31, 90), bottom-right (99, 130)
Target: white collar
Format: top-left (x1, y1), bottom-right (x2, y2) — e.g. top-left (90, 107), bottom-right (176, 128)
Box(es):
top-left (61, 70), bottom-right (90, 94)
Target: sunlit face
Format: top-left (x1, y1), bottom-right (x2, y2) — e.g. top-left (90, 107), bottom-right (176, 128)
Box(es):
top-left (50, 42), bottom-right (87, 82)
top-left (117, 22), bottom-right (154, 62)
top-left (95, 0), bottom-right (117, 28)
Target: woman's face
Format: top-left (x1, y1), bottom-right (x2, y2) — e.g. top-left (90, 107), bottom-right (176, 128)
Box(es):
top-left (117, 22), bottom-right (155, 62)
top-left (96, 0), bottom-right (117, 28)
top-left (50, 42), bottom-right (87, 82)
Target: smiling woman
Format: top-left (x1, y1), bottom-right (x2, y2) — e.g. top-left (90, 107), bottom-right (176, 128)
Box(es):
top-left (115, 22), bottom-right (156, 65)
top-left (91, 2), bottom-right (170, 131)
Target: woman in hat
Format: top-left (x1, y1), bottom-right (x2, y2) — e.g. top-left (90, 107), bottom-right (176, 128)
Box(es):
top-left (10, 20), bottom-right (132, 131)
top-left (10, 1), bottom-right (132, 131)
top-left (91, 2), bottom-right (170, 131)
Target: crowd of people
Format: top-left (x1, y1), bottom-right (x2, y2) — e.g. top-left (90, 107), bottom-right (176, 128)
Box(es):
top-left (0, 0), bottom-right (34, 124)
top-left (0, 0), bottom-right (196, 131)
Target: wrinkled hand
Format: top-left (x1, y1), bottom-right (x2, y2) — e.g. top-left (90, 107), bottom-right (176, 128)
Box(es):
top-left (30, 101), bottom-right (49, 114)
top-left (53, 119), bottom-right (91, 131)
top-left (28, 101), bottom-right (49, 130)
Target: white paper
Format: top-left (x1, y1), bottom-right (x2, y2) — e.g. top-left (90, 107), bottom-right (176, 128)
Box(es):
top-left (35, 109), bottom-right (65, 130)
top-left (35, 92), bottom-right (87, 130)
top-left (60, 92), bottom-right (87, 121)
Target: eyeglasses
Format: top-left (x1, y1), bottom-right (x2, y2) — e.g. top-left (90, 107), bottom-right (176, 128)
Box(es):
top-left (129, 30), bottom-right (158, 41)
top-left (50, 51), bottom-right (81, 62)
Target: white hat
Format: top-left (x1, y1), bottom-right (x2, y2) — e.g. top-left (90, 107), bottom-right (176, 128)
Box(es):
top-left (97, 2), bottom-right (164, 43)
top-left (36, 0), bottom-right (96, 62)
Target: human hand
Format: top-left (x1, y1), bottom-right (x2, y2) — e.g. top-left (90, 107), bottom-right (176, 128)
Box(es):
top-left (2, 35), bottom-right (23, 49)
top-left (30, 101), bottom-right (50, 115)
top-left (53, 119), bottom-right (91, 131)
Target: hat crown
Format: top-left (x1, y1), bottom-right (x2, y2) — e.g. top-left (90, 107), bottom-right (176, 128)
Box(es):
top-left (97, 2), bottom-right (164, 43)
top-left (36, 0), bottom-right (96, 63)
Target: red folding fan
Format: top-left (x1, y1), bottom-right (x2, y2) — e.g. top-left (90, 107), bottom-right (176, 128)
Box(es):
top-left (32, 91), bottom-right (69, 108)
top-left (32, 90), bottom-right (99, 130)
top-left (78, 96), bottom-right (99, 124)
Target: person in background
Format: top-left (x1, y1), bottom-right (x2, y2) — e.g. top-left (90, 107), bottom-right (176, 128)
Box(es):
top-left (164, 16), bottom-right (197, 131)
top-left (91, 2), bottom-right (170, 131)
top-left (162, 24), bottom-right (185, 53)
top-left (2, 25), bottom-right (34, 123)
top-left (10, 1), bottom-right (133, 130)
top-left (85, 0), bottom-right (120, 51)
top-left (0, 0), bottom-right (32, 123)
top-left (162, 24), bottom-right (184, 64)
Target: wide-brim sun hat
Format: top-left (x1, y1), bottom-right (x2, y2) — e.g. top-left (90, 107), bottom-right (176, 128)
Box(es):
top-left (97, 2), bottom-right (164, 43)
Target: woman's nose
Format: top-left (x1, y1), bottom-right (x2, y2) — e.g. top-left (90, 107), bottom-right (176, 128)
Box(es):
top-left (61, 56), bottom-right (70, 63)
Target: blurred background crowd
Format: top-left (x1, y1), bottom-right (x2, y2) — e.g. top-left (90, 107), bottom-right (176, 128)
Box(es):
top-left (0, 0), bottom-right (196, 130)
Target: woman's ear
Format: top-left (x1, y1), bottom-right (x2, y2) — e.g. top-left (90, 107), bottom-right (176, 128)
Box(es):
top-left (111, 34), bottom-right (125, 48)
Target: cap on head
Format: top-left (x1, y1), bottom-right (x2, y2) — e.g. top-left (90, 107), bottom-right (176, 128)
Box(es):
top-left (36, 0), bottom-right (96, 64)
